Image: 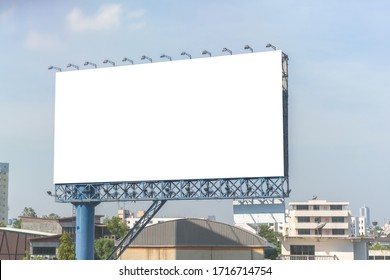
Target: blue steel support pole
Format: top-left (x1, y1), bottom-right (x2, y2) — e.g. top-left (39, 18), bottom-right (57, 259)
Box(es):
top-left (74, 202), bottom-right (99, 260)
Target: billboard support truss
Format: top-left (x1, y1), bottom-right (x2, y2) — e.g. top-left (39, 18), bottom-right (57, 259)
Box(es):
top-left (54, 176), bottom-right (290, 203)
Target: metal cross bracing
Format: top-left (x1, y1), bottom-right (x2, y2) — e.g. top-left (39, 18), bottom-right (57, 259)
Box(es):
top-left (106, 199), bottom-right (167, 260)
top-left (54, 176), bottom-right (290, 203)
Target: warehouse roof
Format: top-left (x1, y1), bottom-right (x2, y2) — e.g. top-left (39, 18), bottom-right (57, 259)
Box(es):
top-left (128, 218), bottom-right (273, 248)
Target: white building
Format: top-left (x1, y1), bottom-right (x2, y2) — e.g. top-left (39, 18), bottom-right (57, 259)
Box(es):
top-left (359, 206), bottom-right (371, 227)
top-left (351, 216), bottom-right (368, 236)
top-left (281, 199), bottom-right (371, 260)
top-left (0, 163), bottom-right (9, 226)
top-left (118, 209), bottom-right (184, 229)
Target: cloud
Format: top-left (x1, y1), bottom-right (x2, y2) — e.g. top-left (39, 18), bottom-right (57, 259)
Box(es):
top-left (67, 4), bottom-right (123, 32)
top-left (24, 31), bottom-right (60, 50)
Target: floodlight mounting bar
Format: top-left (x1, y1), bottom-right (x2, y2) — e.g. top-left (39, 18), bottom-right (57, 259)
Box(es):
top-left (222, 48), bottom-right (232, 55)
top-left (103, 59), bottom-right (115, 66)
top-left (48, 66), bottom-right (62, 72)
top-left (67, 64), bottom-right (79, 70)
top-left (84, 61), bottom-right (97, 68)
top-left (160, 54), bottom-right (172, 61)
top-left (141, 55), bottom-right (152, 63)
top-left (122, 57), bottom-right (134, 64)
top-left (181, 51), bottom-right (191, 59)
top-left (53, 176), bottom-right (289, 203)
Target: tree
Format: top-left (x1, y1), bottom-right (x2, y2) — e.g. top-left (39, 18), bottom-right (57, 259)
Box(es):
top-left (103, 216), bottom-right (128, 239)
top-left (42, 213), bottom-right (60, 219)
top-left (12, 207), bottom-right (38, 229)
top-left (257, 225), bottom-right (282, 260)
top-left (94, 238), bottom-right (115, 260)
top-left (58, 231), bottom-right (76, 260)
top-left (12, 219), bottom-right (21, 228)
top-left (21, 207), bottom-right (37, 217)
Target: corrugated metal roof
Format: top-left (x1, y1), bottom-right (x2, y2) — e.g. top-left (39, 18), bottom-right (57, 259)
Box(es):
top-left (128, 218), bottom-right (273, 248)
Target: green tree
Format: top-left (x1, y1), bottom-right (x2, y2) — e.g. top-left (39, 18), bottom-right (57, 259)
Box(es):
top-left (58, 231), bottom-right (76, 260)
top-left (12, 219), bottom-right (21, 228)
top-left (42, 213), bottom-right (60, 219)
top-left (369, 243), bottom-right (385, 250)
top-left (103, 216), bottom-right (128, 239)
top-left (94, 238), bottom-right (115, 260)
top-left (12, 207), bottom-right (38, 229)
top-left (21, 207), bottom-right (37, 217)
top-left (257, 225), bottom-right (282, 260)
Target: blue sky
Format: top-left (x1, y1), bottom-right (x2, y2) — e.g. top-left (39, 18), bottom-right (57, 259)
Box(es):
top-left (1, 1), bottom-right (389, 224)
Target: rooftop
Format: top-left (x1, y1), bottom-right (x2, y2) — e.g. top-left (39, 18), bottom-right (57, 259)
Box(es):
top-left (0, 227), bottom-right (56, 236)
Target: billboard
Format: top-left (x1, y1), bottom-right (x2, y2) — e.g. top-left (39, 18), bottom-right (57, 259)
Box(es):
top-left (54, 51), bottom-right (285, 184)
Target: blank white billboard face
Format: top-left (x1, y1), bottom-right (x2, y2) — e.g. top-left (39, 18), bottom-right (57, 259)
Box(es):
top-left (54, 51), bottom-right (284, 184)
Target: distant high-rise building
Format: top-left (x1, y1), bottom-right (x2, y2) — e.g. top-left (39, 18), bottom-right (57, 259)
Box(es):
top-left (359, 206), bottom-right (371, 227)
top-left (0, 163), bottom-right (9, 225)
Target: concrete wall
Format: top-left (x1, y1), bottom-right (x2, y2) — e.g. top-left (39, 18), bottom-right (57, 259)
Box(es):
top-left (21, 218), bottom-right (62, 234)
top-left (353, 240), bottom-right (369, 260)
top-left (120, 247), bottom-right (265, 260)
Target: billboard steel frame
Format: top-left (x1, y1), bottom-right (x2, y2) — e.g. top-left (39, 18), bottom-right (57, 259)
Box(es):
top-left (54, 176), bottom-right (290, 203)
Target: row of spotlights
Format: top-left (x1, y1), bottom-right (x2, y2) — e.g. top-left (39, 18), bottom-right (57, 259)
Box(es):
top-left (48, 43), bottom-right (278, 71)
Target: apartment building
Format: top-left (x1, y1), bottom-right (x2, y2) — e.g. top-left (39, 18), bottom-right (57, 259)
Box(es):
top-left (281, 199), bottom-right (371, 260)
top-left (286, 200), bottom-right (351, 237)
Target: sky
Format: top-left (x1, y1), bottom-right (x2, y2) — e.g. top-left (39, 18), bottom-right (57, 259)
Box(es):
top-left (1, 0), bottom-right (389, 225)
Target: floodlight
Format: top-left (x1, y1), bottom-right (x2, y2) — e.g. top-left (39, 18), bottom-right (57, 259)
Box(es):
top-left (122, 57), bottom-right (134, 64)
top-left (160, 54), bottom-right (172, 61)
top-left (141, 55), bottom-right (152, 63)
top-left (222, 48), bottom-right (232, 55)
top-left (84, 61), bottom-right (97, 68)
top-left (202, 50), bottom-right (211, 57)
top-left (103, 59), bottom-right (115, 67)
top-left (48, 66), bottom-right (61, 72)
top-left (244, 45), bottom-right (253, 52)
top-left (67, 63), bottom-right (79, 70)
top-left (266, 43), bottom-right (276, 50)
top-left (181, 51), bottom-right (191, 59)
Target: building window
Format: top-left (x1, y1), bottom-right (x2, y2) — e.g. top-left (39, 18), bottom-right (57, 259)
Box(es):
top-left (332, 217), bottom-right (345, 223)
top-left (32, 247), bottom-right (56, 255)
top-left (290, 245), bottom-right (315, 255)
top-left (332, 229), bottom-right (345, 235)
top-left (297, 217), bottom-right (310, 223)
top-left (312, 205), bottom-right (320, 210)
top-left (297, 229), bottom-right (311, 235)
top-left (330, 205), bottom-right (343, 210)
top-left (314, 217), bottom-right (321, 223)
top-left (296, 205), bottom-right (309, 210)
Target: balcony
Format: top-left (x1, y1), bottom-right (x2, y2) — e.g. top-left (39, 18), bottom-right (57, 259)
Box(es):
top-left (280, 255), bottom-right (339, 260)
